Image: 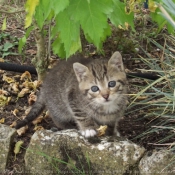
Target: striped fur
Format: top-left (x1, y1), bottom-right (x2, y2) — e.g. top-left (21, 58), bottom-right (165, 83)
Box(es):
top-left (16, 52), bottom-right (128, 138)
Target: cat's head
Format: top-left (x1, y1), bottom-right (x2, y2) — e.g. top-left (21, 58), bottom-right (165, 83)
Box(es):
top-left (73, 52), bottom-right (127, 107)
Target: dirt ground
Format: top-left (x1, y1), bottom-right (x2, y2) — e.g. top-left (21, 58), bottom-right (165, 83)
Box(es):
top-left (0, 2), bottom-right (174, 174)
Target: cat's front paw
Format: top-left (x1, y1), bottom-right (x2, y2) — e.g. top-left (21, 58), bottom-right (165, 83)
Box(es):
top-left (81, 129), bottom-right (97, 138)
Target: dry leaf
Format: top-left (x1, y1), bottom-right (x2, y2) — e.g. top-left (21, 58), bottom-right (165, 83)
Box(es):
top-left (11, 82), bottom-right (19, 92)
top-left (44, 110), bottom-right (50, 118)
top-left (0, 118), bottom-right (5, 124)
top-left (22, 81), bottom-right (34, 89)
top-left (97, 125), bottom-right (108, 137)
top-left (0, 70), bottom-right (5, 74)
top-left (23, 80), bottom-right (42, 90)
top-left (137, 96), bottom-right (148, 100)
top-left (33, 80), bottom-right (42, 88)
top-left (13, 75), bottom-right (21, 78)
top-left (17, 125), bottom-right (28, 136)
top-left (48, 58), bottom-right (59, 69)
top-left (14, 140), bottom-right (24, 160)
top-left (26, 49), bottom-right (37, 55)
top-left (20, 71), bottom-right (31, 81)
top-left (33, 125), bottom-right (44, 131)
top-left (25, 107), bottom-right (31, 115)
top-left (0, 89), bottom-right (9, 95)
top-left (125, 22), bottom-right (129, 30)
top-left (28, 92), bottom-right (37, 105)
top-left (22, 115), bottom-right (26, 119)
top-left (7, 96), bottom-right (11, 103)
top-left (12, 109), bottom-right (19, 116)
top-left (0, 94), bottom-right (10, 106)
top-left (10, 121), bottom-right (17, 128)
top-left (32, 115), bottom-right (43, 125)
top-left (3, 74), bottom-right (15, 83)
top-left (0, 58), bottom-right (4, 62)
top-left (18, 88), bottom-right (30, 97)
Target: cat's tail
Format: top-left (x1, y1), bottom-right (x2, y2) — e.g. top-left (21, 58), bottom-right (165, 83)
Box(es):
top-left (15, 96), bottom-right (45, 129)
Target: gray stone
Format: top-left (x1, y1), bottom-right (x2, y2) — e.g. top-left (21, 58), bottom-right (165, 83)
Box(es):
top-left (0, 124), bottom-right (16, 173)
top-left (139, 149), bottom-right (175, 175)
top-left (25, 129), bottom-right (145, 175)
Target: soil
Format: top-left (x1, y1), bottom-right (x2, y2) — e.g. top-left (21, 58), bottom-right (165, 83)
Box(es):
top-left (0, 2), bottom-right (174, 174)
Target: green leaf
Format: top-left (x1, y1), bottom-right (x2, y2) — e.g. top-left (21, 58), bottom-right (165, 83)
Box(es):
top-left (2, 52), bottom-right (18, 58)
top-left (40, 0), bottom-right (52, 21)
top-left (54, 9), bottom-right (81, 58)
top-left (151, 7), bottom-right (174, 34)
top-left (34, 5), bottom-right (45, 29)
top-left (162, 0), bottom-right (175, 16)
top-left (1, 17), bottom-right (6, 31)
top-left (108, 0), bottom-right (135, 31)
top-left (34, 0), bottom-right (52, 29)
top-left (25, 0), bottom-right (39, 28)
top-left (51, 0), bottom-right (69, 15)
top-left (18, 26), bottom-right (34, 53)
top-left (18, 36), bottom-right (26, 54)
top-left (160, 0), bottom-right (175, 30)
top-left (3, 42), bottom-right (14, 51)
top-left (52, 36), bottom-right (66, 58)
top-left (68, 0), bottom-right (113, 49)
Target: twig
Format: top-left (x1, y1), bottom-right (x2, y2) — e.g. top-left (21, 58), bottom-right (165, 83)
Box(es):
top-left (148, 143), bottom-right (175, 146)
top-left (151, 125), bottom-right (175, 130)
top-left (0, 9), bottom-right (25, 14)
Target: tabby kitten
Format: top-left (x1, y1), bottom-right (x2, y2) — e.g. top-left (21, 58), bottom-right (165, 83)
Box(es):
top-left (16, 52), bottom-right (128, 138)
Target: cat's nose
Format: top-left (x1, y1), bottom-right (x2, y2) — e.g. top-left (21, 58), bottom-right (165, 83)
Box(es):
top-left (102, 94), bottom-right (109, 100)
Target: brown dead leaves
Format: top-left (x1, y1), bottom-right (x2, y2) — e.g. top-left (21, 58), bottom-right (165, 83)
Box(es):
top-left (0, 89), bottom-right (11, 106)
top-left (0, 70), bottom-right (43, 135)
top-left (97, 125), bottom-right (108, 137)
top-left (0, 71), bottom-right (41, 107)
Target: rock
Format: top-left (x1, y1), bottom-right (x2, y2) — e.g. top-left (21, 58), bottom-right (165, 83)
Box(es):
top-left (0, 124), bottom-right (16, 173)
top-left (25, 129), bottom-right (145, 175)
top-left (139, 149), bottom-right (175, 175)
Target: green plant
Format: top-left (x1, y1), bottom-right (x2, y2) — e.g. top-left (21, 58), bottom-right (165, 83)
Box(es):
top-left (127, 34), bottom-right (175, 150)
top-left (151, 0), bottom-right (175, 33)
top-left (0, 33), bottom-right (19, 58)
top-left (24, 0), bottom-right (135, 58)
top-left (25, 146), bottom-right (92, 175)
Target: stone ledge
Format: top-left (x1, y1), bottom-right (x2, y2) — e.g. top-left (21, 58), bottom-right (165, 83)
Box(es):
top-left (1, 124), bottom-right (175, 175)
top-left (0, 124), bottom-right (16, 173)
top-left (24, 129), bottom-right (145, 175)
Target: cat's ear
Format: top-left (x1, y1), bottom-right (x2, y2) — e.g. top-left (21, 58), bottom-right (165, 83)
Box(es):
top-left (73, 63), bottom-right (89, 82)
top-left (108, 52), bottom-right (124, 71)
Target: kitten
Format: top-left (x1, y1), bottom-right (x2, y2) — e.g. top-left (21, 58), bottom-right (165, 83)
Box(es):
top-left (16, 52), bottom-right (128, 138)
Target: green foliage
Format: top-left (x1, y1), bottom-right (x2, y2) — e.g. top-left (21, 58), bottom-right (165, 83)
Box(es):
top-left (18, 26), bottom-right (34, 54)
top-left (1, 17), bottom-right (7, 31)
top-left (0, 33), bottom-right (19, 58)
top-left (23, 0), bottom-right (175, 59)
top-left (25, 0), bottom-right (134, 58)
top-left (151, 0), bottom-right (175, 33)
top-left (128, 35), bottom-right (175, 150)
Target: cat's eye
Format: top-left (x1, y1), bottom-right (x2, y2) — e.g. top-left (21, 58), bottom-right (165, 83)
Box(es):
top-left (108, 81), bottom-right (116, 87)
top-left (91, 86), bottom-right (99, 92)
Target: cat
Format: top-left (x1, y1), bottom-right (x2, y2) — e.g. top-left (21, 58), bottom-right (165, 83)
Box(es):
top-left (15, 52), bottom-right (128, 138)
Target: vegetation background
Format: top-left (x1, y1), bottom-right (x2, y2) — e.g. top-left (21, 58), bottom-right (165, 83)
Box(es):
top-left (0, 0), bottom-right (175, 173)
